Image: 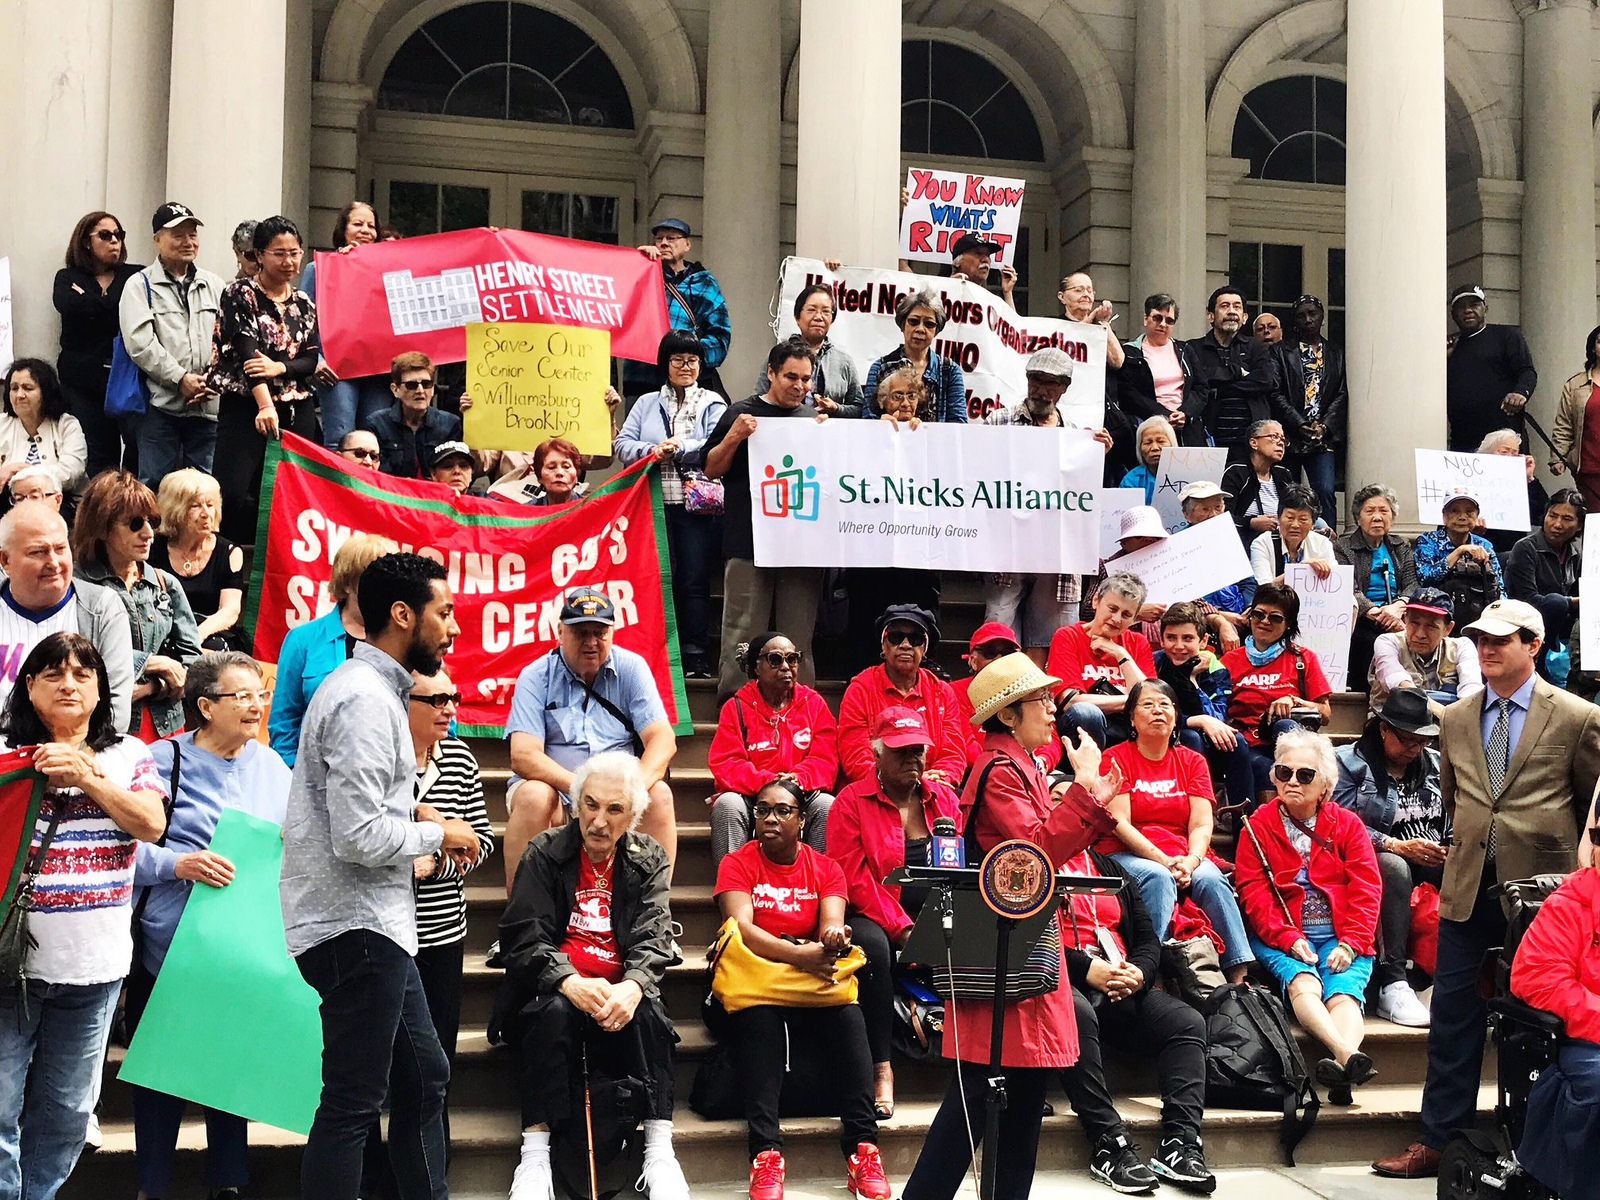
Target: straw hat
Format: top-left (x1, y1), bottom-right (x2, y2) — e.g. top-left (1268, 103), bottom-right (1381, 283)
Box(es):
top-left (967, 652), bottom-right (1061, 727)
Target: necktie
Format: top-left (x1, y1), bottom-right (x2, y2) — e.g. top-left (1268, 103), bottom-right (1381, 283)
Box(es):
top-left (1485, 697), bottom-right (1511, 858)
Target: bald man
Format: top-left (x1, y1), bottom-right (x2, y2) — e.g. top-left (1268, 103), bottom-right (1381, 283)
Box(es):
top-left (0, 501), bottom-right (134, 725)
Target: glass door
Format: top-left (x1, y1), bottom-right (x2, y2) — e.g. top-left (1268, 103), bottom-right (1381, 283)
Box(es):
top-left (371, 167), bottom-right (634, 247)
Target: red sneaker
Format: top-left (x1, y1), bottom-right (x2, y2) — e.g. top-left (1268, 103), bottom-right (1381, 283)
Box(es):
top-left (847, 1142), bottom-right (891, 1200)
top-left (749, 1150), bottom-right (785, 1200)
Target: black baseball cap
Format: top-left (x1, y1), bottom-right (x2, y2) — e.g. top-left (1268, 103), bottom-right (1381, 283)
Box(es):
top-left (152, 202), bottom-right (202, 232)
top-left (950, 233), bottom-right (1001, 258)
top-left (559, 588), bottom-right (616, 626)
top-left (877, 603), bottom-right (940, 645)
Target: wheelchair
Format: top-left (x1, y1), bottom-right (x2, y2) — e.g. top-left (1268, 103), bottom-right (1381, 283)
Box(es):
top-left (1437, 876), bottom-right (1567, 1200)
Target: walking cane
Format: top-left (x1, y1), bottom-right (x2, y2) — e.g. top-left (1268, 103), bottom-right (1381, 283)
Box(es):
top-left (581, 1042), bottom-right (601, 1200)
top-left (1521, 411), bottom-right (1580, 479)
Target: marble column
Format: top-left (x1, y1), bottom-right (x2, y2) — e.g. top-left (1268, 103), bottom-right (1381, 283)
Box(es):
top-left (166, 0), bottom-right (289, 279)
top-left (0, 0), bottom-right (114, 361)
top-left (794, 0), bottom-right (901, 268)
top-left (309, 83), bottom-right (373, 250)
top-left (104, 0), bottom-right (173, 246)
top-left (702, 0), bottom-right (781, 391)
top-left (1516, 0), bottom-right (1597, 441)
top-left (1345, 0), bottom-right (1448, 524)
top-left (1129, 0), bottom-right (1208, 323)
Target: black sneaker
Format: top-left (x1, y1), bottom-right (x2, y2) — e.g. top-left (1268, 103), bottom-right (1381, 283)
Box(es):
top-left (1090, 1134), bottom-right (1160, 1194)
top-left (1149, 1137), bottom-right (1216, 1195)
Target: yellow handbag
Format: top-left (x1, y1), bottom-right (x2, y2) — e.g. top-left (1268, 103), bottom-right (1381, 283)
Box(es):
top-left (707, 916), bottom-right (866, 1013)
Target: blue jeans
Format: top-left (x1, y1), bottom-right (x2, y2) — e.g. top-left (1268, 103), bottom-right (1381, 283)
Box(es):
top-left (1111, 852), bottom-right (1256, 968)
top-left (663, 503), bottom-right (723, 661)
top-left (295, 929), bottom-right (450, 1200)
top-left (1178, 727), bottom-right (1256, 812)
top-left (1058, 701), bottom-right (1130, 750)
top-left (1291, 448), bottom-right (1339, 529)
top-left (319, 376), bottom-right (393, 451)
top-left (136, 408), bottom-right (217, 488)
top-left (0, 977), bottom-right (121, 1200)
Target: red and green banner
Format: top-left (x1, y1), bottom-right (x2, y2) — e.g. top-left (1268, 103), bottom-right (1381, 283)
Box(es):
top-left (0, 749), bottom-right (48, 924)
top-left (248, 434), bottom-right (688, 737)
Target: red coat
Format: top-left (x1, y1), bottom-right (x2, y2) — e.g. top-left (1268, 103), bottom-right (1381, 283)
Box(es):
top-left (947, 733), bottom-right (1117, 1069)
top-left (827, 775), bottom-right (962, 940)
top-left (837, 665), bottom-right (967, 784)
top-left (707, 681), bottom-right (839, 795)
top-left (1234, 798), bottom-right (1382, 956)
top-left (1511, 867), bottom-right (1600, 1044)
top-left (951, 675), bottom-right (1061, 771)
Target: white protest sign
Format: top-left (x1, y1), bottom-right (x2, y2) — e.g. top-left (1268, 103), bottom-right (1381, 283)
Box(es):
top-left (0, 257), bottom-right (11, 372)
top-left (1582, 514), bottom-right (1600, 671)
top-left (747, 420), bottom-right (1105, 573)
top-left (1414, 448), bottom-right (1529, 532)
top-left (1286, 562), bottom-right (1356, 692)
top-left (1152, 447), bottom-right (1229, 534)
top-left (775, 258), bottom-right (1106, 428)
top-left (899, 167), bottom-right (1026, 267)
top-left (1098, 488), bottom-right (1146, 558)
top-left (1106, 516), bottom-right (1253, 606)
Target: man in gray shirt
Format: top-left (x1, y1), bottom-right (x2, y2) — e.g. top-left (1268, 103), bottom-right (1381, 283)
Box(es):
top-left (281, 552), bottom-right (480, 1200)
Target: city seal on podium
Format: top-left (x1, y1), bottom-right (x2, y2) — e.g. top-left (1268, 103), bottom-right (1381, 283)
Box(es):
top-left (978, 839), bottom-right (1055, 920)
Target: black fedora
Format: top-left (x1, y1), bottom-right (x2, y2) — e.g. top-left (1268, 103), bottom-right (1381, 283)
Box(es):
top-left (1378, 688), bottom-right (1440, 738)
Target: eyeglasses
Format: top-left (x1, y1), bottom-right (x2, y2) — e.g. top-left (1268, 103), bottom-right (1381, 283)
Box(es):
top-left (886, 389), bottom-right (920, 403)
top-left (1248, 608), bottom-right (1287, 626)
top-left (94, 229), bottom-right (126, 243)
top-left (260, 248), bottom-right (303, 261)
top-left (341, 447), bottom-right (380, 462)
top-left (411, 691), bottom-right (462, 709)
top-left (397, 379), bottom-right (435, 392)
top-left (210, 689), bottom-right (273, 705)
top-left (1388, 730), bottom-right (1432, 750)
top-left (1019, 694), bottom-right (1057, 710)
top-left (667, 355), bottom-right (700, 369)
top-left (759, 651), bottom-right (802, 669)
top-left (1272, 764), bottom-right (1319, 786)
top-left (884, 628), bottom-right (928, 648)
top-left (1252, 432), bottom-right (1286, 442)
top-left (124, 515), bottom-right (152, 532)
top-left (1146, 313), bottom-right (1176, 325)
top-left (752, 803), bottom-right (799, 820)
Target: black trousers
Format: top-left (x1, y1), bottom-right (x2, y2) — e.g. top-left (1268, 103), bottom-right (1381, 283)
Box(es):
top-left (216, 393), bottom-right (318, 543)
top-left (850, 914), bottom-right (895, 1065)
top-left (1059, 986), bottom-right (1207, 1147)
top-left (1376, 852), bottom-right (1444, 987)
top-left (901, 1062), bottom-right (1049, 1200)
top-left (518, 992), bottom-right (676, 1130)
top-left (729, 1003), bottom-right (877, 1160)
top-left (1349, 616), bottom-right (1381, 690)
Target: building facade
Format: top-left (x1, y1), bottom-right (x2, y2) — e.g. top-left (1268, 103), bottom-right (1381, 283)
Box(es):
top-left (5, 0), bottom-right (1598, 518)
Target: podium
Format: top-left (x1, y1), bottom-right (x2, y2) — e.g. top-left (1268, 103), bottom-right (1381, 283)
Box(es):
top-left (887, 848), bottom-right (1121, 1200)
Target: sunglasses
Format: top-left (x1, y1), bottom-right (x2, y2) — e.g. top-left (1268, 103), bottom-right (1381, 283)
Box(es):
top-left (1146, 313), bottom-right (1176, 325)
top-left (903, 316), bottom-right (939, 329)
top-left (760, 651), bottom-right (802, 669)
top-left (753, 803), bottom-right (799, 820)
top-left (410, 691), bottom-right (462, 709)
top-left (1248, 608), bottom-right (1287, 626)
top-left (93, 229), bottom-right (127, 243)
top-left (885, 628), bottom-right (928, 648)
top-left (1272, 764), bottom-right (1319, 786)
top-left (397, 379), bottom-right (435, 392)
top-left (342, 447), bottom-right (380, 462)
top-left (124, 515), bottom-right (152, 532)
top-left (1590, 826), bottom-right (1600, 847)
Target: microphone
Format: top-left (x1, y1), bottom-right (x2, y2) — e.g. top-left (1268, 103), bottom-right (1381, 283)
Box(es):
top-left (929, 817), bottom-right (966, 869)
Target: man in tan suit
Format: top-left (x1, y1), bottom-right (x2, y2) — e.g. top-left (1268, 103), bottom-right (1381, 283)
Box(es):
top-left (1373, 598), bottom-right (1600, 1178)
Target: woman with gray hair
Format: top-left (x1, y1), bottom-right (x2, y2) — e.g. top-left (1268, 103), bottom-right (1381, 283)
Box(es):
top-left (861, 287), bottom-right (968, 423)
top-left (1335, 483), bottom-right (1418, 685)
top-left (128, 651), bottom-right (292, 1199)
top-left (1479, 426), bottom-right (1552, 556)
top-left (1046, 571), bottom-right (1155, 748)
top-left (1235, 728), bottom-right (1382, 1106)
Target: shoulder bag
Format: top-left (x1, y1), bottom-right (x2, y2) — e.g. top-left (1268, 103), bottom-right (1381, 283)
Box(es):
top-left (706, 915), bottom-right (865, 1012)
top-left (106, 274), bottom-right (153, 418)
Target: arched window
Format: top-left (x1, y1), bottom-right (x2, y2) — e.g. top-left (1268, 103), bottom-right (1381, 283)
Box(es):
top-left (378, 1), bottom-right (633, 130)
top-left (1232, 75), bottom-right (1346, 185)
top-left (901, 40), bottom-right (1044, 163)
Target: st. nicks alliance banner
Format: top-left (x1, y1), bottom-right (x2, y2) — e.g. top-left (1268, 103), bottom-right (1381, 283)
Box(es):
top-left (249, 435), bottom-right (689, 736)
top-left (748, 421), bottom-right (1105, 573)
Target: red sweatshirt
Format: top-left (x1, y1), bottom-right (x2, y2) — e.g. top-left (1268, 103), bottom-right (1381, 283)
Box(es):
top-left (1234, 798), bottom-right (1382, 955)
top-left (837, 665), bottom-right (967, 784)
top-left (827, 775), bottom-right (962, 940)
top-left (707, 681), bottom-right (839, 796)
top-left (1510, 866), bottom-right (1600, 1044)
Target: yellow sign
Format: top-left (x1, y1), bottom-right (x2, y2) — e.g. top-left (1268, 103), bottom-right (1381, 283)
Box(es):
top-left (463, 322), bottom-right (612, 456)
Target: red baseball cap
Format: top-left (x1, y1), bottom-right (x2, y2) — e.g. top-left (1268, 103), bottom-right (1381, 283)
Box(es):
top-left (872, 706), bottom-right (932, 748)
top-left (966, 621), bottom-right (1021, 658)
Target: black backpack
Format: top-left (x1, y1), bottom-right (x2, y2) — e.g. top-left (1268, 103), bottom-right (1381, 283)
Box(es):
top-left (1437, 557), bottom-right (1500, 630)
top-left (1202, 982), bottom-right (1320, 1164)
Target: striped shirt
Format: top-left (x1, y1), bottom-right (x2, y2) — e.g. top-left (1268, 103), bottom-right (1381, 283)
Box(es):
top-left (415, 737), bottom-right (495, 948)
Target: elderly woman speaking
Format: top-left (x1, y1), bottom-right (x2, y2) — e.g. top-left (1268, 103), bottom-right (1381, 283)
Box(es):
top-left (493, 751), bottom-right (688, 1200)
top-left (1236, 728), bottom-right (1383, 1106)
top-left (129, 652), bottom-right (292, 1200)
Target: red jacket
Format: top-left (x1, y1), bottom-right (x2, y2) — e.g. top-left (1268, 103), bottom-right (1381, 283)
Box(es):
top-left (951, 675), bottom-right (1062, 771)
top-left (1234, 798), bottom-right (1382, 956)
top-left (827, 775), bottom-right (962, 940)
top-left (707, 681), bottom-right (839, 795)
top-left (837, 665), bottom-right (967, 784)
top-left (946, 734), bottom-right (1117, 1069)
top-left (1511, 867), bottom-right (1600, 1044)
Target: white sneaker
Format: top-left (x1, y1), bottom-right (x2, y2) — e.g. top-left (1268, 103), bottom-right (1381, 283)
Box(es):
top-left (1377, 980), bottom-right (1431, 1027)
top-left (509, 1151), bottom-right (555, 1200)
top-left (82, 1112), bottom-right (101, 1152)
top-left (637, 1154), bottom-right (692, 1200)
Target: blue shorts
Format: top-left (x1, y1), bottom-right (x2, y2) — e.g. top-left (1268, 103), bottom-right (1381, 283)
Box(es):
top-left (1249, 929), bottom-right (1373, 1007)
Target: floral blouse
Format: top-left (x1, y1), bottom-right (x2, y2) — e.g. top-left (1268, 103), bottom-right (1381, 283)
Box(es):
top-left (208, 279), bottom-right (320, 406)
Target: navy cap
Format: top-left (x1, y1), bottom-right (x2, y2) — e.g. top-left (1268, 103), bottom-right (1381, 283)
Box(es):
top-left (877, 603), bottom-right (940, 645)
top-left (560, 588), bottom-right (617, 626)
top-left (1405, 588), bottom-right (1455, 620)
top-left (650, 218), bottom-right (691, 238)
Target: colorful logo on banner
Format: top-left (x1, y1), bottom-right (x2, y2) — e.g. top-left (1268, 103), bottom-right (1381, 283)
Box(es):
top-left (247, 435), bottom-right (689, 737)
top-left (759, 455), bottom-right (820, 521)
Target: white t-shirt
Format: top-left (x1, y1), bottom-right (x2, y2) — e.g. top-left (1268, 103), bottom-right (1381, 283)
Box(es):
top-left (0, 585), bottom-right (79, 717)
top-left (14, 735), bottom-right (164, 985)
top-left (1143, 339), bottom-right (1185, 413)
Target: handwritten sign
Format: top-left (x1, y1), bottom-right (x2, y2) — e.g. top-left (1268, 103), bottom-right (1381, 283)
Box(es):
top-left (1109, 516), bottom-right (1253, 606)
top-left (0, 257), bottom-right (11, 372)
top-left (899, 168), bottom-right (1026, 266)
top-left (1098, 488), bottom-right (1147, 558)
top-left (1286, 562), bottom-right (1356, 692)
top-left (1152, 447), bottom-right (1229, 534)
top-left (463, 322), bottom-right (611, 456)
top-left (1414, 449), bottom-right (1529, 532)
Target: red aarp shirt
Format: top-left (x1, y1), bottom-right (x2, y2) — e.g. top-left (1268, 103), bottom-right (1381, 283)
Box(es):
top-left (714, 840), bottom-right (847, 940)
top-left (1219, 643), bottom-right (1332, 746)
top-left (558, 853), bottom-right (625, 983)
top-left (1098, 742), bottom-right (1213, 855)
top-left (1046, 623), bottom-right (1155, 694)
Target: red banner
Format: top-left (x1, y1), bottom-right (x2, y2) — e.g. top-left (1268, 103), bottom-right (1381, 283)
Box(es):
top-left (314, 228), bottom-right (670, 378)
top-left (0, 750), bottom-right (47, 924)
top-left (248, 435), bottom-right (688, 736)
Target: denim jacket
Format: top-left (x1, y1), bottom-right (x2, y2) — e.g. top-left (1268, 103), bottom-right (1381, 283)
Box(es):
top-left (1332, 739), bottom-right (1445, 855)
top-left (78, 558), bottom-right (201, 737)
top-left (613, 386), bottom-right (726, 470)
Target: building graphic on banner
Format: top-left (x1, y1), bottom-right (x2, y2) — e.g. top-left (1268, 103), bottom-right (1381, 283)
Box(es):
top-left (383, 266), bottom-right (484, 335)
top-left (760, 455), bottom-right (821, 521)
